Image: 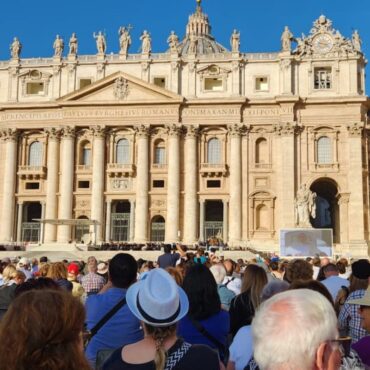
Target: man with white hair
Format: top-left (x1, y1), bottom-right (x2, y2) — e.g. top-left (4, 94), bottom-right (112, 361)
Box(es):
top-left (251, 289), bottom-right (341, 370)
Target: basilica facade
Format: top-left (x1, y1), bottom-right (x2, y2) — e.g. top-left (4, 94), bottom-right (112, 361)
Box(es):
top-left (0, 1), bottom-right (368, 255)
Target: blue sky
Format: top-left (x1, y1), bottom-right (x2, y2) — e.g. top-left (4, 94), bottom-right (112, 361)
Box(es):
top-left (1, 0), bottom-right (369, 92)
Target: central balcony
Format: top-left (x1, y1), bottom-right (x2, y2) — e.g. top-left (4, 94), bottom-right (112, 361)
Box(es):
top-left (107, 163), bottom-right (136, 177)
top-left (17, 165), bottom-right (47, 180)
top-left (200, 163), bottom-right (228, 177)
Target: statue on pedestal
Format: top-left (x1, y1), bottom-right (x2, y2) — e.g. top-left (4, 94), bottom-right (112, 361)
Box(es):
top-left (53, 35), bottom-right (64, 57)
top-left (281, 26), bottom-right (293, 52)
top-left (93, 31), bottom-right (106, 54)
top-left (295, 184), bottom-right (317, 227)
top-left (230, 29), bottom-right (240, 53)
top-left (119, 26), bottom-right (132, 55)
top-left (167, 31), bottom-right (179, 53)
top-left (352, 30), bottom-right (362, 52)
top-left (140, 30), bottom-right (151, 54)
top-left (68, 33), bottom-right (78, 56)
top-left (10, 37), bottom-right (21, 59)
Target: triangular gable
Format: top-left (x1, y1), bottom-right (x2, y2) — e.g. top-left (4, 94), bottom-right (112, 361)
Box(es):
top-left (57, 71), bottom-right (183, 104)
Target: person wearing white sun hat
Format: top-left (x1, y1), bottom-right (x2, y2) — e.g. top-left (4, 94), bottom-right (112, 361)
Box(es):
top-left (103, 268), bottom-right (223, 370)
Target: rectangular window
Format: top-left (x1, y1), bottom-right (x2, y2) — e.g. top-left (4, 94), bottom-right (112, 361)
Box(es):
top-left (314, 68), bottom-right (332, 89)
top-left (78, 181), bottom-right (90, 189)
top-left (79, 79), bottom-right (92, 89)
top-left (26, 82), bottom-right (44, 95)
top-left (25, 182), bottom-right (40, 190)
top-left (255, 77), bottom-right (269, 91)
top-left (153, 77), bottom-right (166, 89)
top-left (153, 180), bottom-right (165, 188)
top-left (207, 180), bottom-right (221, 188)
top-left (204, 78), bottom-right (223, 91)
top-left (154, 148), bottom-right (166, 165)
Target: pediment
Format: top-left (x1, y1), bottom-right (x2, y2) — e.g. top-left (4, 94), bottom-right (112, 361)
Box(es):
top-left (57, 71), bottom-right (183, 104)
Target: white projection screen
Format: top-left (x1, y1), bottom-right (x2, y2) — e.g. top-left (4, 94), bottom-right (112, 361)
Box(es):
top-left (280, 229), bottom-right (333, 257)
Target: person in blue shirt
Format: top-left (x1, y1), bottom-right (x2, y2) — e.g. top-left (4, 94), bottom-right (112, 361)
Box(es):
top-left (85, 253), bottom-right (143, 367)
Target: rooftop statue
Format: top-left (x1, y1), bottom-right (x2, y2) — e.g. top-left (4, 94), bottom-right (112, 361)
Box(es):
top-left (230, 29), bottom-right (240, 53)
top-left (53, 35), bottom-right (64, 57)
top-left (119, 26), bottom-right (132, 55)
top-left (140, 30), bottom-right (151, 54)
top-left (93, 31), bottom-right (106, 54)
top-left (281, 26), bottom-right (293, 52)
top-left (10, 37), bottom-right (21, 59)
top-left (167, 31), bottom-right (179, 54)
top-left (352, 30), bottom-right (362, 53)
top-left (68, 33), bottom-right (78, 56)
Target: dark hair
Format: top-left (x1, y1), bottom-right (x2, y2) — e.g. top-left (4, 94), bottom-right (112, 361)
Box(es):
top-left (289, 279), bottom-right (335, 308)
top-left (323, 263), bottom-right (338, 274)
top-left (0, 290), bottom-right (90, 370)
top-left (269, 261), bottom-right (279, 271)
top-left (336, 261), bottom-right (347, 275)
top-left (163, 244), bottom-right (172, 254)
top-left (109, 253), bottom-right (137, 289)
top-left (182, 264), bottom-right (220, 320)
top-left (285, 259), bottom-right (313, 283)
top-left (15, 278), bottom-right (60, 297)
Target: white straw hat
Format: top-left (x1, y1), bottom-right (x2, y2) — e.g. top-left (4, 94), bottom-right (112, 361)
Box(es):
top-left (126, 268), bottom-right (189, 327)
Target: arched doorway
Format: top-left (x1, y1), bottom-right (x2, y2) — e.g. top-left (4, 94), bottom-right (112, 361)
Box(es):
top-left (204, 200), bottom-right (223, 241)
top-left (310, 178), bottom-right (339, 243)
top-left (22, 202), bottom-right (41, 242)
top-left (151, 216), bottom-right (165, 242)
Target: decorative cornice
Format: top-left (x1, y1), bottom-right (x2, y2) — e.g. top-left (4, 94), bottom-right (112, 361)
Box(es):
top-left (228, 123), bottom-right (247, 137)
top-left (166, 123), bottom-right (183, 137)
top-left (273, 122), bottom-right (300, 136)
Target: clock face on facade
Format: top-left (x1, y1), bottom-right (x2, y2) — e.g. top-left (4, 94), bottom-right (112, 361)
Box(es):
top-left (313, 34), bottom-right (334, 54)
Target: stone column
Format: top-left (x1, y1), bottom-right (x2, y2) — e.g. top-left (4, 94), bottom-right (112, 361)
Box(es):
top-left (134, 125), bottom-right (150, 242)
top-left (105, 200), bottom-right (112, 242)
top-left (165, 124), bottom-right (182, 243)
top-left (276, 122), bottom-right (297, 229)
top-left (0, 129), bottom-right (18, 242)
top-left (90, 126), bottom-right (106, 243)
top-left (130, 199), bottom-right (135, 241)
top-left (44, 128), bottom-right (60, 243)
top-left (347, 123), bottom-right (365, 245)
top-left (228, 124), bottom-right (243, 245)
top-left (57, 126), bottom-right (75, 243)
top-left (338, 193), bottom-right (350, 244)
top-left (231, 60), bottom-right (241, 96)
top-left (199, 200), bottom-right (205, 242)
top-left (183, 125), bottom-right (199, 244)
top-left (40, 202), bottom-right (46, 244)
top-left (16, 202), bottom-right (23, 243)
top-left (223, 200), bottom-right (229, 243)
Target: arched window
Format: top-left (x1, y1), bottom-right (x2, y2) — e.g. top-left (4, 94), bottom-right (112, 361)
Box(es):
top-left (28, 141), bottom-right (43, 166)
top-left (116, 139), bottom-right (130, 164)
top-left (207, 138), bottom-right (221, 164)
top-left (80, 142), bottom-right (91, 166)
top-left (154, 140), bottom-right (166, 165)
top-left (317, 136), bottom-right (332, 164)
top-left (255, 138), bottom-right (268, 164)
top-left (256, 204), bottom-right (269, 230)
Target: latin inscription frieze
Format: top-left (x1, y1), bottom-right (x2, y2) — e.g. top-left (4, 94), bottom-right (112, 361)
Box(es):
top-left (244, 107), bottom-right (294, 117)
top-left (183, 107), bottom-right (240, 117)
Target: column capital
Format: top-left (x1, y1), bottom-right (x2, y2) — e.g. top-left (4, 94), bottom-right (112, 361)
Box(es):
top-left (135, 124), bottom-right (150, 138)
top-left (0, 128), bottom-right (18, 142)
top-left (185, 124), bottom-right (199, 139)
top-left (45, 127), bottom-right (61, 141)
top-left (227, 123), bottom-right (246, 137)
top-left (166, 123), bottom-right (183, 137)
top-left (90, 125), bottom-right (106, 138)
top-left (273, 121), bottom-right (300, 136)
top-left (347, 122), bottom-right (363, 137)
top-left (61, 126), bottom-right (76, 139)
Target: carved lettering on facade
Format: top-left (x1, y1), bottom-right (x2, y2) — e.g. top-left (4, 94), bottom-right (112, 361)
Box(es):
top-left (244, 107), bottom-right (294, 117)
top-left (183, 107), bottom-right (239, 117)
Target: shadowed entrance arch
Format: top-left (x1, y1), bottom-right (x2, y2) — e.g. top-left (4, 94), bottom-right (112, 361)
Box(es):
top-left (151, 216), bottom-right (165, 242)
top-left (310, 178), bottom-right (339, 243)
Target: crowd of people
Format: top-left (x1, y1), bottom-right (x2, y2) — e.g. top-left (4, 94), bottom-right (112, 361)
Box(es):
top-left (0, 247), bottom-right (369, 370)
